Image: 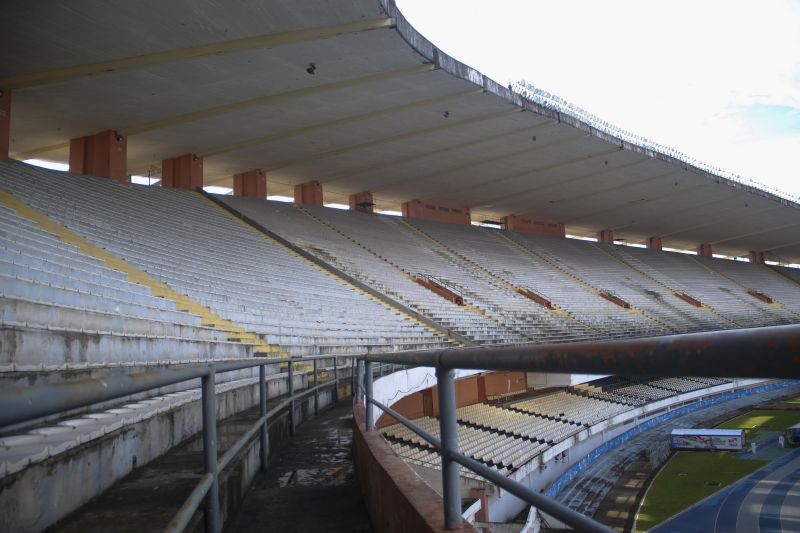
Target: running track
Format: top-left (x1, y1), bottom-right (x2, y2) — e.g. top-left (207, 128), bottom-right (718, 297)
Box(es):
top-left (651, 448), bottom-right (800, 532)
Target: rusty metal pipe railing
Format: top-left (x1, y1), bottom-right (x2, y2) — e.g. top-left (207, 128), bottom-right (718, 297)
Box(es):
top-left (360, 324), bottom-right (800, 378)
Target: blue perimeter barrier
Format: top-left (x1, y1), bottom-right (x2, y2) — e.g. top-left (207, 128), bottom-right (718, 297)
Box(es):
top-left (545, 380), bottom-right (800, 497)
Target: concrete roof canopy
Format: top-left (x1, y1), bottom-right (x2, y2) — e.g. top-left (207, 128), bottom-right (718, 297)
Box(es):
top-left (2, 0), bottom-right (799, 261)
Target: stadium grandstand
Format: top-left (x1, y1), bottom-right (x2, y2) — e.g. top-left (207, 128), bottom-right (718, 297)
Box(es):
top-left (1, 1), bottom-right (799, 532)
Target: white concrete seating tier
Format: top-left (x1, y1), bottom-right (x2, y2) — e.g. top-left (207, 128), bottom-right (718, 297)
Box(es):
top-left (225, 197), bottom-right (529, 346)
top-left (648, 377), bottom-right (709, 393)
top-left (0, 161), bottom-right (447, 357)
top-left (685, 377), bottom-right (730, 386)
top-left (511, 390), bottom-right (632, 426)
top-left (386, 440), bottom-right (509, 481)
top-left (383, 218), bottom-right (605, 343)
top-left (609, 383), bottom-right (675, 401)
top-left (570, 383), bottom-right (644, 406)
top-left (609, 245), bottom-right (795, 328)
top-left (694, 256), bottom-right (800, 316)
top-left (410, 220), bottom-right (664, 339)
top-left (0, 204), bottom-right (249, 365)
top-left (306, 205), bottom-right (612, 345)
top-left (456, 403), bottom-right (579, 445)
top-left (381, 415), bottom-right (540, 470)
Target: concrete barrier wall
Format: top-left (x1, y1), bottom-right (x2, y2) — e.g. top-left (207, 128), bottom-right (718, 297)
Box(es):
top-left (0, 373), bottom-right (348, 532)
top-left (353, 404), bottom-right (477, 533)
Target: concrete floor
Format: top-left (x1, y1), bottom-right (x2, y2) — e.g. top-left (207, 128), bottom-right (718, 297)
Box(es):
top-left (225, 402), bottom-right (372, 533)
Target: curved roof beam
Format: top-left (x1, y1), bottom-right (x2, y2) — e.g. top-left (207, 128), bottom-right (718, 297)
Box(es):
top-left (317, 122), bottom-right (554, 185)
top-left (18, 62), bottom-right (433, 162)
top-left (1, 18), bottom-right (394, 90)
top-left (264, 108), bottom-right (522, 172)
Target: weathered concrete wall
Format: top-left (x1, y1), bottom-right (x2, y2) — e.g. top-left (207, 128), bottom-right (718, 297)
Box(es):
top-left (353, 404), bottom-right (476, 533)
top-left (0, 373), bottom-right (348, 532)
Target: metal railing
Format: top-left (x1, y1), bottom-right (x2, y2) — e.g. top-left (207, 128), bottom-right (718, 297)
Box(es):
top-left (0, 355), bottom-right (362, 533)
top-left (357, 323), bottom-right (800, 532)
top-left (510, 80), bottom-right (799, 204)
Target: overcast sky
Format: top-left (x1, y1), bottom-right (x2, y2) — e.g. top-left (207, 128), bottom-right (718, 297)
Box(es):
top-left (396, 0), bottom-right (800, 199)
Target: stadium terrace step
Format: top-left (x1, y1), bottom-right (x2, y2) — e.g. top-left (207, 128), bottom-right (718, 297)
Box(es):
top-left (0, 184), bottom-right (284, 361)
top-left (0, 325), bottom-right (252, 366)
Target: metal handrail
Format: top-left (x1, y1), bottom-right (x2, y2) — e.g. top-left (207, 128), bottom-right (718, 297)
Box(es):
top-left (0, 354), bottom-right (357, 533)
top-left (356, 323), bottom-right (800, 532)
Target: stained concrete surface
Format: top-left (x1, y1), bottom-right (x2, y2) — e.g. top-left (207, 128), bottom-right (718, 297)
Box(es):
top-left (226, 402), bottom-right (372, 533)
top-left (49, 407), bottom-right (269, 533)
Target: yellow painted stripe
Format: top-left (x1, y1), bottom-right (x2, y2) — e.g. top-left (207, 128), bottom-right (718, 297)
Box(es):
top-left (0, 188), bottom-right (284, 358)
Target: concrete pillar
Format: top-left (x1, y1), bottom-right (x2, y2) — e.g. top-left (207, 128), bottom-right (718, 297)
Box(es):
top-left (162, 153), bottom-right (203, 190)
top-left (697, 243), bottom-right (713, 257)
top-left (0, 90), bottom-right (9, 160)
top-left (596, 229), bottom-right (614, 244)
top-left (233, 169), bottom-right (266, 199)
top-left (476, 375), bottom-right (487, 403)
top-left (503, 214), bottom-right (565, 238)
top-left (293, 180), bottom-right (323, 206)
top-left (646, 236), bottom-right (663, 251)
top-left (748, 251), bottom-right (766, 264)
top-left (401, 199), bottom-right (471, 225)
top-left (349, 191), bottom-right (374, 213)
top-left (69, 130), bottom-right (128, 183)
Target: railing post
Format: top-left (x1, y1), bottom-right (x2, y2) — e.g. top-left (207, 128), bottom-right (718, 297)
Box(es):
top-left (259, 364), bottom-right (269, 471)
top-left (364, 361), bottom-right (374, 431)
top-left (313, 358), bottom-right (319, 416)
top-left (333, 357), bottom-right (339, 403)
top-left (288, 359), bottom-right (295, 436)
top-left (437, 365), bottom-right (461, 530)
top-left (201, 369), bottom-right (221, 533)
top-left (356, 360), bottom-right (364, 400)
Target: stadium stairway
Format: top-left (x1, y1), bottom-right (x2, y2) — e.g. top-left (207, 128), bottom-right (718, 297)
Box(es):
top-left (400, 218), bottom-right (601, 338)
top-left (249, 199), bottom-right (520, 346)
top-left (204, 192), bottom-right (465, 348)
top-left (589, 239), bottom-right (739, 330)
top-left (496, 230), bottom-right (671, 336)
top-left (604, 243), bottom-right (794, 328)
top-left (692, 254), bottom-right (800, 318)
top-left (0, 161), bottom-right (448, 361)
top-left (0, 189), bottom-right (281, 365)
top-left (295, 203), bottom-right (528, 345)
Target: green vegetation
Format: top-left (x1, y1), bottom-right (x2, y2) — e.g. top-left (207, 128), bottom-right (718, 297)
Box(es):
top-left (718, 410), bottom-right (800, 438)
top-left (635, 452), bottom-right (765, 532)
top-left (636, 409), bottom-right (800, 532)
top-left (785, 395), bottom-right (800, 405)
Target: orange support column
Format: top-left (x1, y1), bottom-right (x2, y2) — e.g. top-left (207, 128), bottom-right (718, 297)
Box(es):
top-left (69, 130), bottom-right (128, 183)
top-left (748, 251), bottom-right (766, 264)
top-left (161, 154), bottom-right (203, 190)
top-left (646, 236), bottom-right (663, 251)
top-left (401, 199), bottom-right (471, 225)
top-left (293, 180), bottom-right (323, 206)
top-left (233, 169), bottom-right (266, 199)
top-left (502, 214), bottom-right (565, 238)
top-left (697, 243), bottom-right (713, 257)
top-left (0, 90), bottom-right (9, 160)
top-left (349, 191), bottom-right (374, 213)
top-left (596, 229), bottom-right (614, 244)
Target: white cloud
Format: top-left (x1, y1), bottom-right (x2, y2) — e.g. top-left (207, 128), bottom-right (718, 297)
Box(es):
top-left (397, 0), bottom-right (800, 197)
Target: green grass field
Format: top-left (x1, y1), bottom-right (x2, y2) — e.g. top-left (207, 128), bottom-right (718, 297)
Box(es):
top-left (718, 410), bottom-right (800, 438)
top-left (635, 409), bottom-right (800, 532)
top-left (785, 395), bottom-right (800, 405)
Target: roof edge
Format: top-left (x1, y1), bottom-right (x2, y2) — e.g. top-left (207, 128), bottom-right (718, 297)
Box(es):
top-left (379, 0), bottom-right (799, 211)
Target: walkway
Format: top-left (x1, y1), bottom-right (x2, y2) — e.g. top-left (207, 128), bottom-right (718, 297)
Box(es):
top-left (226, 402), bottom-right (372, 532)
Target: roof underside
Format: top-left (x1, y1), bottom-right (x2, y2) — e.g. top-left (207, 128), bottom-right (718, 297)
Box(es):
top-left (2, 0), bottom-right (799, 262)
